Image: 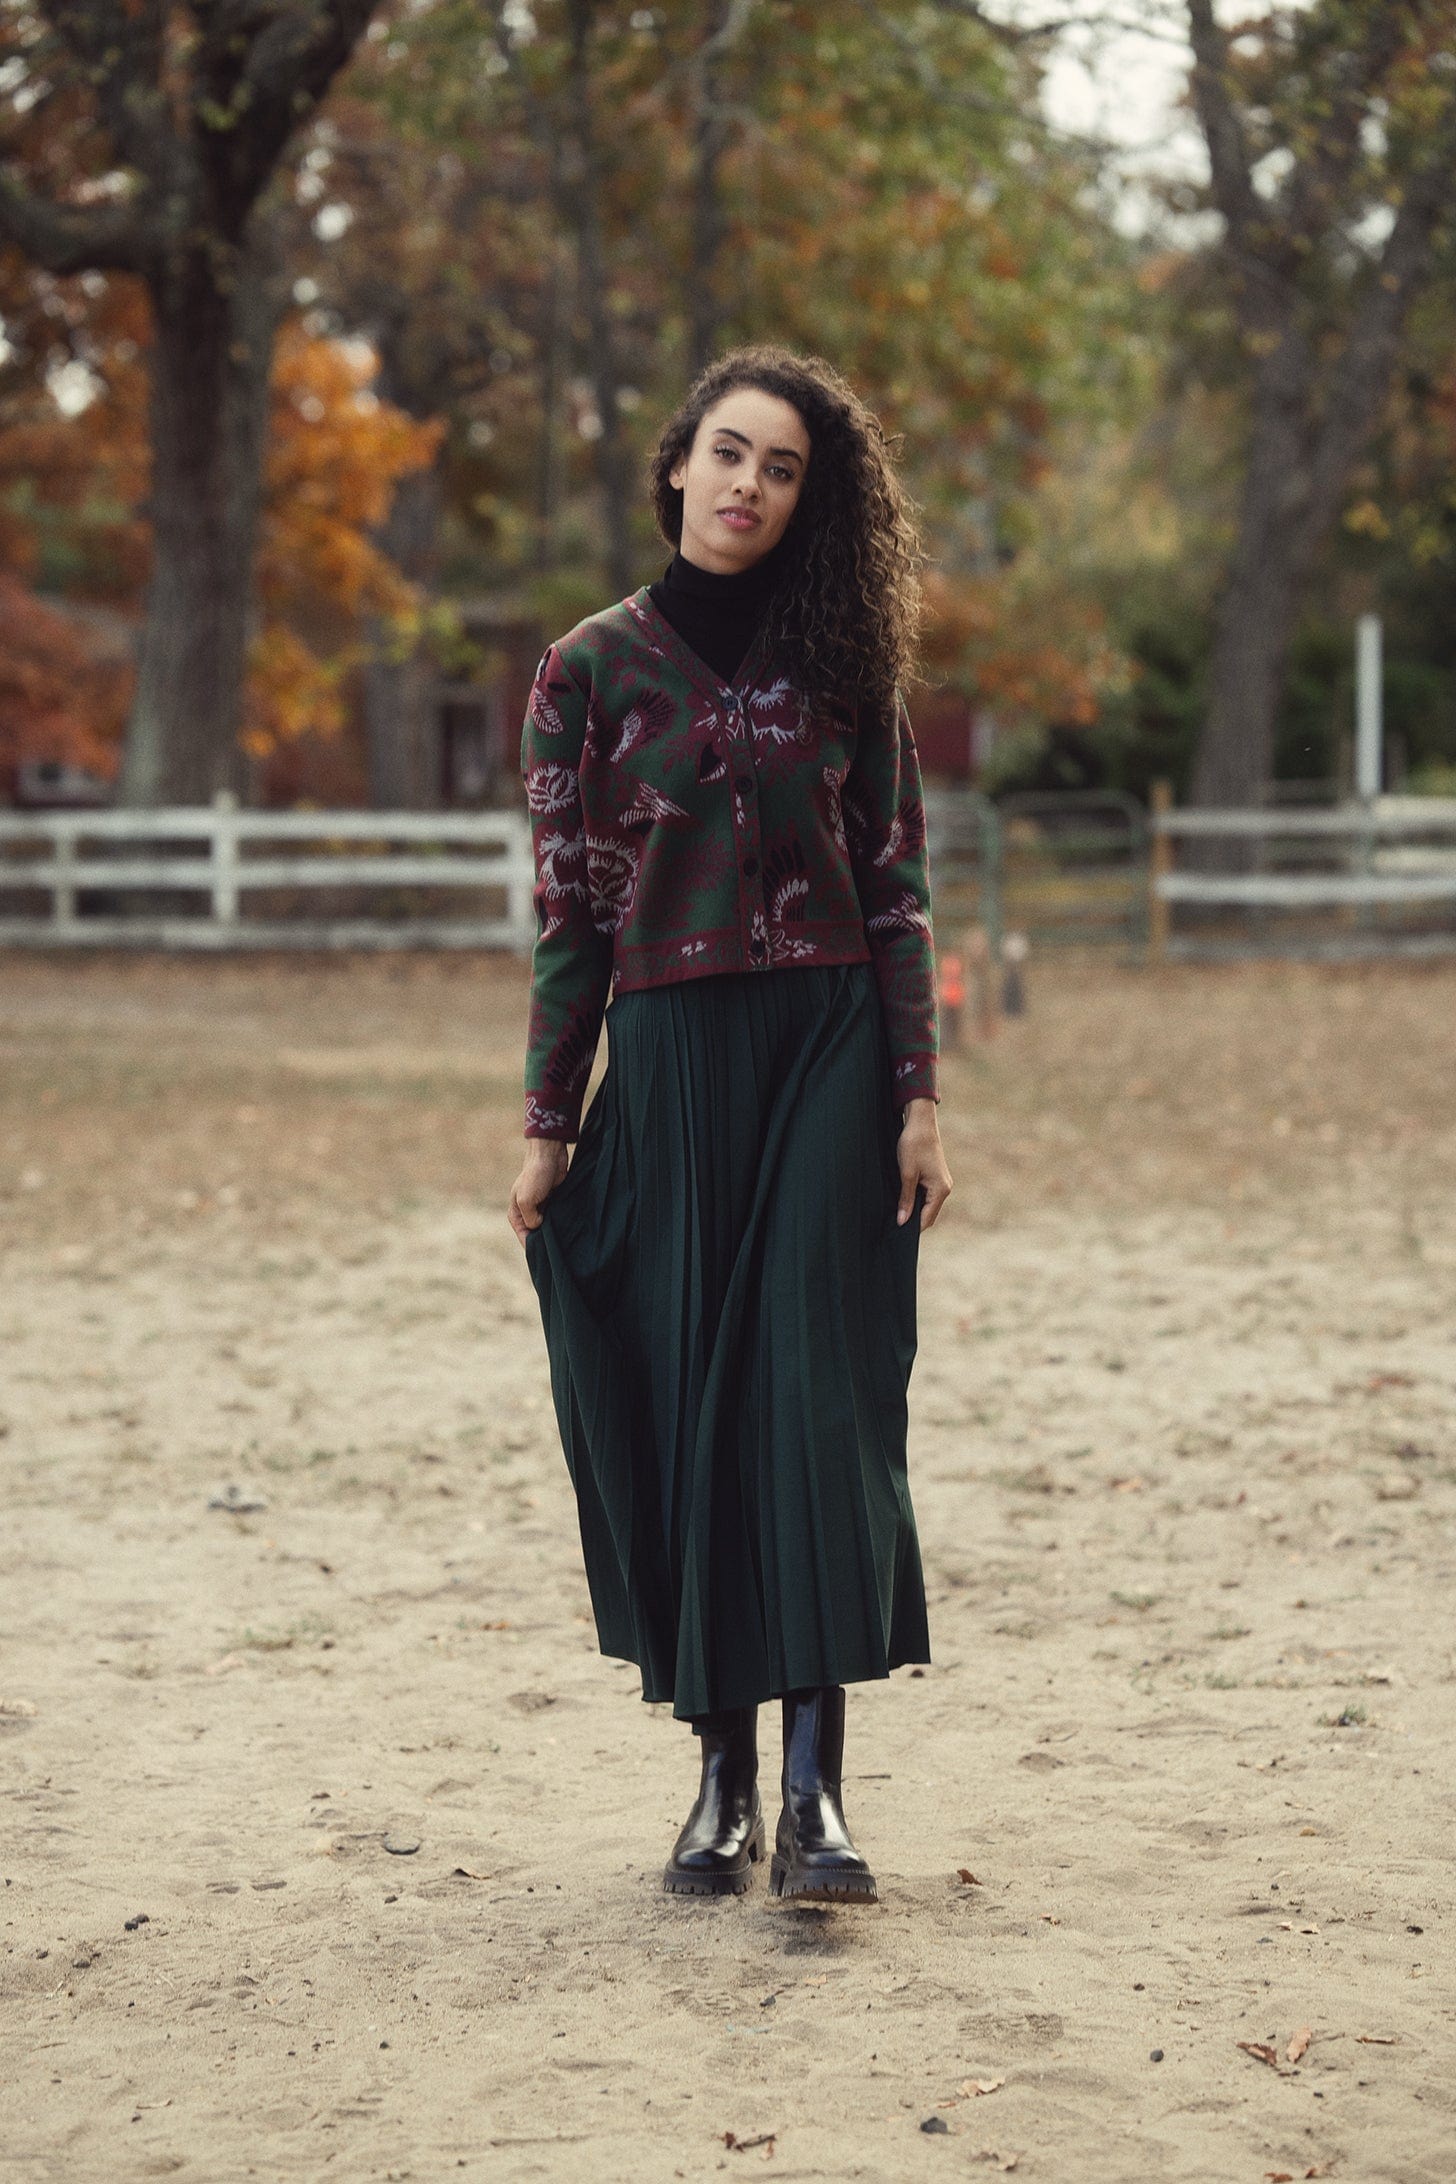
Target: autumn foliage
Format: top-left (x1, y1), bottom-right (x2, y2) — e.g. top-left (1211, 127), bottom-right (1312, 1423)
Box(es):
top-left (0, 574), bottom-right (128, 780)
top-left (0, 281), bottom-right (442, 787)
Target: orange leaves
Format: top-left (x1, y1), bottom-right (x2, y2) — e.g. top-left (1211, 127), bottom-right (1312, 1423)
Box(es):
top-left (920, 566), bottom-right (1119, 730)
top-left (0, 278), bottom-right (441, 770)
top-left (245, 326), bottom-right (442, 758)
top-left (260, 328), bottom-right (443, 622)
top-left (0, 573), bottom-right (127, 779)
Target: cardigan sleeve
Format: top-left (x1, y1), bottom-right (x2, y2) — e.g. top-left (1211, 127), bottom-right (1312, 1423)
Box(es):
top-left (843, 688), bottom-right (940, 1108)
top-left (520, 643), bottom-right (614, 1141)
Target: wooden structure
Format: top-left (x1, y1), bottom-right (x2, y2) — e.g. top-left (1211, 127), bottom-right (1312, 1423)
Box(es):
top-left (0, 803), bottom-right (535, 950)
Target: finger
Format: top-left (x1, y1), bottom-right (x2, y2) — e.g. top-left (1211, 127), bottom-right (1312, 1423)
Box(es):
top-left (919, 1177), bottom-right (951, 1231)
top-left (896, 1165), bottom-right (919, 1225)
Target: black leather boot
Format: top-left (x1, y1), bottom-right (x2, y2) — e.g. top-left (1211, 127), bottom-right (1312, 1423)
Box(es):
top-left (662, 1708), bottom-right (765, 1896)
top-left (770, 1686), bottom-right (877, 1903)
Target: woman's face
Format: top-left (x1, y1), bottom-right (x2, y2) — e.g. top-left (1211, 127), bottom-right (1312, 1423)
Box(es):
top-left (669, 387), bottom-right (811, 574)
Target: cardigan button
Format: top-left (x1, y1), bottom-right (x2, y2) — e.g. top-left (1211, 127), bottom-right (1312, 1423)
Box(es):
top-left (735, 773), bottom-right (753, 795)
top-left (741, 856), bottom-right (759, 877)
top-left (749, 937), bottom-right (766, 960)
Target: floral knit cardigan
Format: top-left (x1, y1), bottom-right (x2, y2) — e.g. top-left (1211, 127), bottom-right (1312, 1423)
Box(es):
top-left (521, 587), bottom-right (939, 1140)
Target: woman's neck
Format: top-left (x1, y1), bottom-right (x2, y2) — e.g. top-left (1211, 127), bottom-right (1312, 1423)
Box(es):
top-left (668, 534), bottom-right (791, 594)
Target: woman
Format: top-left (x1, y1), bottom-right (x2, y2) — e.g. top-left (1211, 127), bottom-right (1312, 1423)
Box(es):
top-left (509, 344), bottom-right (952, 1905)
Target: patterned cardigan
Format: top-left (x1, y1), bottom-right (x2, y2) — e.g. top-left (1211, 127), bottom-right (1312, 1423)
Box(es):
top-left (521, 587), bottom-right (938, 1140)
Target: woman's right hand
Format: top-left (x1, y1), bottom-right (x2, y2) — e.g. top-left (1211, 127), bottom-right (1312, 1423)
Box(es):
top-left (509, 1140), bottom-right (570, 1246)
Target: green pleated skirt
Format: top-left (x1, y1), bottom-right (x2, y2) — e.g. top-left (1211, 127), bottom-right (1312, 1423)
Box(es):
top-left (524, 960), bottom-right (930, 1720)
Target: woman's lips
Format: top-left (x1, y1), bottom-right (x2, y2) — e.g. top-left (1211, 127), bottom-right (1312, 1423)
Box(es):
top-left (716, 507), bottom-right (761, 530)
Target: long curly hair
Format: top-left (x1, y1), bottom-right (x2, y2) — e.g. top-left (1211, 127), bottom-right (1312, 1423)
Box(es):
top-left (647, 344), bottom-right (924, 725)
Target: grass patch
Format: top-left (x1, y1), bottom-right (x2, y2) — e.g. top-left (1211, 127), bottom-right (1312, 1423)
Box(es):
top-left (1320, 1703), bottom-right (1368, 1729)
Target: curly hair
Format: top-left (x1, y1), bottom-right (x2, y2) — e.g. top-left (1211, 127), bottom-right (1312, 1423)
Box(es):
top-left (647, 344), bottom-right (924, 726)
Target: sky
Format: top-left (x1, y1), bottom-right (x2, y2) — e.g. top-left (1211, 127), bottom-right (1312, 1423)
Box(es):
top-left (1005, 1), bottom-right (1210, 228)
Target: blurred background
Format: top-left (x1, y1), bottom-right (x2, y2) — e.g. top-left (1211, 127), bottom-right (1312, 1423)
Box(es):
top-left (4, 0), bottom-right (1456, 843)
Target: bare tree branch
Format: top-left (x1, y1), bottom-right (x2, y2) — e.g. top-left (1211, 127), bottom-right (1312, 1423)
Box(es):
top-left (1305, 98), bottom-right (1456, 539)
top-left (194, 0), bottom-right (380, 222)
top-left (0, 168), bottom-right (147, 272)
top-left (1185, 0), bottom-right (1261, 248)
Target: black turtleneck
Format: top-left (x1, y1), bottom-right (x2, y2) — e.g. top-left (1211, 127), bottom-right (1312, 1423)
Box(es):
top-left (646, 535), bottom-right (790, 684)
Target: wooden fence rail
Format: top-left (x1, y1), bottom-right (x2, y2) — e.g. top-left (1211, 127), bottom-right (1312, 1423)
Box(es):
top-left (0, 805), bottom-right (537, 950)
top-left (1149, 793), bottom-right (1456, 959)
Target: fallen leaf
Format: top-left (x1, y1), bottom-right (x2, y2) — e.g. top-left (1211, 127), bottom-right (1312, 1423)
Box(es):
top-left (1356, 2033), bottom-right (1398, 2044)
top-left (203, 1654), bottom-right (246, 1677)
top-left (723, 2130), bottom-right (776, 2153)
top-left (1108, 1475), bottom-right (1145, 1492)
top-left (1040, 1913), bottom-right (1061, 1925)
top-left (1236, 2042), bottom-right (1281, 2068)
top-left (450, 1866), bottom-right (492, 1880)
top-left (1266, 2172), bottom-right (1293, 2181)
top-left (964, 2078), bottom-right (1005, 2098)
top-left (956, 1869), bottom-right (981, 1886)
top-left (1286, 2026), bottom-right (1312, 2063)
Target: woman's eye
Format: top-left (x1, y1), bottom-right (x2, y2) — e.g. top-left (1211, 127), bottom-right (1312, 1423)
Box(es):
top-left (714, 444), bottom-right (738, 461)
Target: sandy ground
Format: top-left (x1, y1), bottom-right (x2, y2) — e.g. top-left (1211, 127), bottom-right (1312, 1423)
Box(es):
top-left (2, 949), bottom-right (1455, 2184)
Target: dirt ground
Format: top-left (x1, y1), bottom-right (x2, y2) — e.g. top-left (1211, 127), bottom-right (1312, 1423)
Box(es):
top-left (2, 948), bottom-right (1454, 2184)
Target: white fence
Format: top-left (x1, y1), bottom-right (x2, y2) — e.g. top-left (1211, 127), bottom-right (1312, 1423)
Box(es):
top-left (0, 806), bottom-right (537, 950)
top-left (1150, 796), bottom-right (1456, 957)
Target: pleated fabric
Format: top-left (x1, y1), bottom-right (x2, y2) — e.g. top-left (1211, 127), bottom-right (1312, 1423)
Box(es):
top-left (524, 961), bottom-right (931, 1720)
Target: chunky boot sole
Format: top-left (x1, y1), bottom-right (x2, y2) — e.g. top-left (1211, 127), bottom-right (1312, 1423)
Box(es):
top-left (769, 1851), bottom-right (878, 1904)
top-left (662, 1816), bottom-right (766, 1897)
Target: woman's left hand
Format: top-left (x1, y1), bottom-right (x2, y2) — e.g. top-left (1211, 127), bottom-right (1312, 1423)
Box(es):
top-left (896, 1098), bottom-right (953, 1231)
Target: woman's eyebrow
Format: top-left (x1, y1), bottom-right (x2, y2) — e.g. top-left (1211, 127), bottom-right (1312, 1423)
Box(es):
top-left (712, 425), bottom-right (805, 465)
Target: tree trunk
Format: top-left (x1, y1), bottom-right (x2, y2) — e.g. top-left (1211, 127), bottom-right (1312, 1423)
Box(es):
top-left (565, 0), bottom-right (635, 601)
top-left (362, 458), bottom-right (444, 809)
top-left (1192, 324), bottom-right (1320, 810)
top-left (120, 244), bottom-right (281, 808)
top-left (535, 185), bottom-right (569, 574)
top-left (688, 0), bottom-right (732, 378)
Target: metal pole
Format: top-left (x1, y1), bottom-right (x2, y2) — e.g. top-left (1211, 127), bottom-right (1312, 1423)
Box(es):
top-left (1355, 614), bottom-right (1382, 801)
top-left (1148, 779), bottom-right (1173, 962)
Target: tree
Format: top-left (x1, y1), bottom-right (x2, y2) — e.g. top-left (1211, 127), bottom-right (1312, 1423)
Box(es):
top-left (0, 2), bottom-right (378, 806)
top-left (1184, 0), bottom-right (1456, 807)
top-left (0, 291), bottom-right (440, 786)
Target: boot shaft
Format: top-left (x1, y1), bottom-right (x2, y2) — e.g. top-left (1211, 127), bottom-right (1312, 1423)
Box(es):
top-left (780, 1685), bottom-right (845, 1799)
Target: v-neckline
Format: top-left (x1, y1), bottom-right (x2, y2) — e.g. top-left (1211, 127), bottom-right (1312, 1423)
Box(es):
top-left (628, 586), bottom-right (775, 707)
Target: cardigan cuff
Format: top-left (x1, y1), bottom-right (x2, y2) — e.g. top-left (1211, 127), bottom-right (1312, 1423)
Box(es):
top-left (891, 1053), bottom-right (939, 1108)
top-left (525, 1091), bottom-right (580, 1142)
